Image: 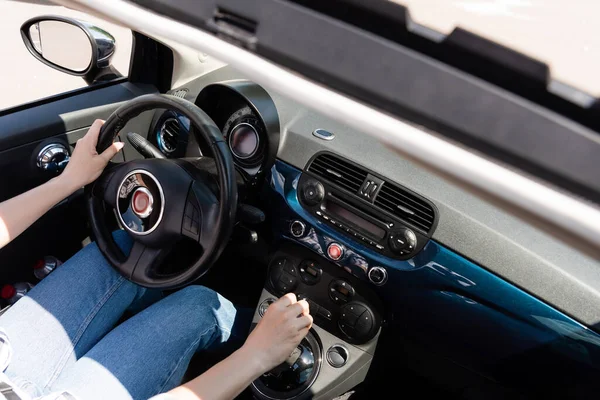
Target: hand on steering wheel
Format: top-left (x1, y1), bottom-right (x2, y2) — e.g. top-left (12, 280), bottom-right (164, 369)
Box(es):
top-left (86, 94), bottom-right (238, 289)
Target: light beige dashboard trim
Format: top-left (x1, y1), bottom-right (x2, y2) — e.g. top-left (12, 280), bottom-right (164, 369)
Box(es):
top-left (57, 0), bottom-right (600, 260)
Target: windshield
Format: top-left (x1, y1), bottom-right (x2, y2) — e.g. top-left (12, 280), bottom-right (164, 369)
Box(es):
top-left (395, 0), bottom-right (598, 95)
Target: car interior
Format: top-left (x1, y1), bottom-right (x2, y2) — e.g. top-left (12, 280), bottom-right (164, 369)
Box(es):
top-left (2, 0), bottom-right (600, 399)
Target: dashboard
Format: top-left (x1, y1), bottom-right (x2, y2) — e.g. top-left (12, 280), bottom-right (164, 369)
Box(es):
top-left (145, 65), bottom-right (600, 329)
top-left (138, 64), bottom-right (600, 399)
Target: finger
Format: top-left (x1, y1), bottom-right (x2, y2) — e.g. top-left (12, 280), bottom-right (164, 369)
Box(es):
top-left (296, 300), bottom-right (310, 316)
top-left (285, 302), bottom-right (305, 318)
top-left (277, 293), bottom-right (297, 308)
top-left (297, 325), bottom-right (310, 337)
top-left (294, 314), bottom-right (313, 330)
top-left (100, 142), bottom-right (125, 162)
top-left (87, 119), bottom-right (105, 147)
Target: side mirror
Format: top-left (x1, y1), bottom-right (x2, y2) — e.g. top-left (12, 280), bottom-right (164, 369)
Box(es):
top-left (20, 15), bottom-right (121, 84)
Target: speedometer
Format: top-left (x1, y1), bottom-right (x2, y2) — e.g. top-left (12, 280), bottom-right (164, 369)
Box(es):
top-left (228, 122), bottom-right (259, 159)
top-left (222, 106), bottom-right (266, 168)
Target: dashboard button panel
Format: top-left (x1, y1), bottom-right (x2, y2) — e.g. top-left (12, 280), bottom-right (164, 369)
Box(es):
top-left (270, 243), bottom-right (383, 345)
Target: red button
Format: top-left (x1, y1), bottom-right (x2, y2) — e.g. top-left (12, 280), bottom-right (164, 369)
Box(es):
top-left (1, 285), bottom-right (15, 300)
top-left (327, 243), bottom-right (343, 260)
top-left (133, 190), bottom-right (150, 214)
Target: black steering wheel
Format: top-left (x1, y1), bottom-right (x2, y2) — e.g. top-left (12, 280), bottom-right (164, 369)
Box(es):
top-left (86, 94), bottom-right (238, 289)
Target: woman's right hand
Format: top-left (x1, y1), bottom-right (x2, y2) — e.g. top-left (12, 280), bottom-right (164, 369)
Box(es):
top-left (243, 293), bottom-right (313, 373)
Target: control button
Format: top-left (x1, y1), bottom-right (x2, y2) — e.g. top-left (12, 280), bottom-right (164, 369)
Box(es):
top-left (347, 303), bottom-right (366, 317)
top-left (300, 178), bottom-right (325, 206)
top-left (341, 310), bottom-right (359, 326)
top-left (290, 220), bottom-right (306, 238)
top-left (299, 260), bottom-right (322, 285)
top-left (339, 302), bottom-right (376, 342)
top-left (329, 279), bottom-right (355, 304)
top-left (323, 215), bottom-right (330, 220)
top-left (316, 211), bottom-right (322, 216)
top-left (355, 310), bottom-right (375, 340)
top-left (183, 216), bottom-right (193, 232)
top-left (318, 307), bottom-right (332, 320)
top-left (388, 228), bottom-right (418, 255)
top-left (326, 345), bottom-right (349, 368)
top-left (280, 271), bottom-right (296, 286)
top-left (368, 266), bottom-right (388, 286)
top-left (283, 262), bottom-right (297, 275)
top-left (339, 322), bottom-right (355, 338)
top-left (375, 244), bottom-right (384, 250)
top-left (269, 258), bottom-right (298, 294)
top-left (368, 184), bottom-right (378, 196)
top-left (307, 299), bottom-right (320, 314)
top-left (258, 298), bottom-right (276, 317)
top-left (327, 243), bottom-right (343, 260)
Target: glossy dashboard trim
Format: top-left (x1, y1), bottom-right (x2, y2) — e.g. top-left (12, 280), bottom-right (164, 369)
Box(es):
top-left (268, 159), bottom-right (600, 395)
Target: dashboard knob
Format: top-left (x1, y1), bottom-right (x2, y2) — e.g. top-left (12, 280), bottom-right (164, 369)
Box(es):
top-left (339, 302), bottom-right (376, 342)
top-left (37, 143), bottom-right (70, 172)
top-left (368, 266), bottom-right (387, 286)
top-left (268, 258), bottom-right (299, 294)
top-left (388, 228), bottom-right (417, 255)
top-left (301, 179), bottom-right (325, 206)
top-left (290, 220), bottom-right (306, 238)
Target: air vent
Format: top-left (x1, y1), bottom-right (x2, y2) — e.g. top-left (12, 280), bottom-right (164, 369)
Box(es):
top-left (170, 88), bottom-right (188, 98)
top-left (158, 118), bottom-right (180, 154)
top-left (375, 183), bottom-right (435, 232)
top-left (308, 154), bottom-right (368, 193)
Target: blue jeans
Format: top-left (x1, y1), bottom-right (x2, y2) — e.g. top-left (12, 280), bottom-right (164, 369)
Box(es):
top-left (0, 231), bottom-right (244, 400)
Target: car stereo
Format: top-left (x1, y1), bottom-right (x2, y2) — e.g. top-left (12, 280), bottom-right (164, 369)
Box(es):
top-left (297, 152), bottom-right (438, 260)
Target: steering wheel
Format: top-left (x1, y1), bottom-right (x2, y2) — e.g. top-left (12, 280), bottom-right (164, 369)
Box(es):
top-left (86, 94), bottom-right (238, 289)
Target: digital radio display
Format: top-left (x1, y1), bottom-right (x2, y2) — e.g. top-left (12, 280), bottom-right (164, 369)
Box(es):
top-left (324, 200), bottom-right (386, 240)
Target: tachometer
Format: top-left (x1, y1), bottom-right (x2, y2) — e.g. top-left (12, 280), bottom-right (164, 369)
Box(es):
top-left (222, 106), bottom-right (265, 168)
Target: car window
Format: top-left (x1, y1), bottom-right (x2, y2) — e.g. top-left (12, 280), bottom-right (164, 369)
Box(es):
top-left (0, 1), bottom-right (132, 111)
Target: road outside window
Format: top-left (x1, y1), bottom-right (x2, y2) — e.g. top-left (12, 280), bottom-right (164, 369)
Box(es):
top-left (0, 0), bottom-right (132, 111)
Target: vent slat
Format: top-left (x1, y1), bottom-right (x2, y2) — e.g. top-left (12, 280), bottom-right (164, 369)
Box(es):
top-left (308, 154), bottom-right (367, 193)
top-left (159, 118), bottom-right (181, 153)
top-left (375, 182), bottom-right (435, 232)
top-left (310, 165), bottom-right (363, 191)
top-left (375, 196), bottom-right (433, 225)
top-left (316, 156), bottom-right (366, 181)
top-left (378, 190), bottom-right (435, 217)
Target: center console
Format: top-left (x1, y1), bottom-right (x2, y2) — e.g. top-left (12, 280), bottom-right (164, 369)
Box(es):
top-left (250, 243), bottom-right (384, 400)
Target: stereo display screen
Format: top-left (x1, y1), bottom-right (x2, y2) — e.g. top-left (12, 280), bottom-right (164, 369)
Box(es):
top-left (324, 200), bottom-right (386, 240)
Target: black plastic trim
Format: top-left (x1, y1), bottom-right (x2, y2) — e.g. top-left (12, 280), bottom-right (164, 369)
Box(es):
top-left (129, 32), bottom-right (174, 93)
top-left (195, 80), bottom-right (280, 186)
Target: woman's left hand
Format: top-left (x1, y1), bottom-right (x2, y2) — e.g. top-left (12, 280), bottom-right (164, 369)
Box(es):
top-left (60, 119), bottom-right (124, 191)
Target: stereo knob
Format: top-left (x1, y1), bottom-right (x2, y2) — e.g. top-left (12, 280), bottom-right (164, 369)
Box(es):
top-left (388, 228), bottom-right (417, 255)
top-left (301, 179), bottom-right (325, 206)
top-left (290, 220), bottom-right (306, 238)
top-left (368, 266), bottom-right (387, 286)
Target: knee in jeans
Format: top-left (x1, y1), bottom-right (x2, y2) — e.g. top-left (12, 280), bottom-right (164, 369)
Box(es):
top-left (172, 285), bottom-right (219, 306)
top-left (170, 286), bottom-right (235, 322)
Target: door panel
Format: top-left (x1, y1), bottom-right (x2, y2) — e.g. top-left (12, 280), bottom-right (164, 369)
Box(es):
top-left (0, 81), bottom-right (157, 284)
